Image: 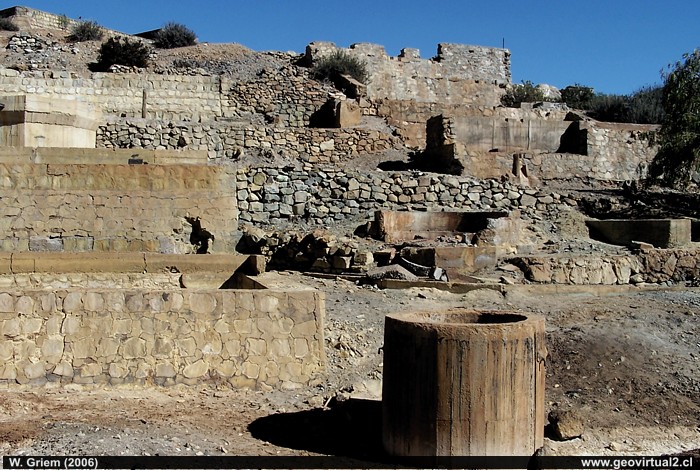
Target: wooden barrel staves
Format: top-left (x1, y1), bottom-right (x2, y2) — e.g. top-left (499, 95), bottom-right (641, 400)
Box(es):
top-left (382, 309), bottom-right (546, 456)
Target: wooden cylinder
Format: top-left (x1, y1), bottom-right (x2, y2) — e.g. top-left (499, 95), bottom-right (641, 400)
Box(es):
top-left (382, 309), bottom-right (546, 456)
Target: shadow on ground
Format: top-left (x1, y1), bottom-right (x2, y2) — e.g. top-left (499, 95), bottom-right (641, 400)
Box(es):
top-left (248, 398), bottom-right (387, 461)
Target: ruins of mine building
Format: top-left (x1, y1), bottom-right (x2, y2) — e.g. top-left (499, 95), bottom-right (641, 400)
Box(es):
top-left (1, 5), bottom-right (698, 391)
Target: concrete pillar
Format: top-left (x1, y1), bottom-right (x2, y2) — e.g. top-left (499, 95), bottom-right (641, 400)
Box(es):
top-left (382, 309), bottom-right (546, 456)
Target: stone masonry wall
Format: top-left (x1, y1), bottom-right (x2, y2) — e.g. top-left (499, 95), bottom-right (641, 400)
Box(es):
top-left (0, 68), bottom-right (222, 122)
top-left (582, 122), bottom-right (658, 180)
top-left (235, 166), bottom-right (576, 226)
top-left (1, 6), bottom-right (79, 30)
top-left (0, 163), bottom-right (238, 253)
top-left (0, 288), bottom-right (325, 389)
top-left (223, 65), bottom-right (339, 127)
top-left (512, 248), bottom-right (700, 285)
top-left (97, 118), bottom-right (403, 162)
top-left (305, 42), bottom-right (508, 107)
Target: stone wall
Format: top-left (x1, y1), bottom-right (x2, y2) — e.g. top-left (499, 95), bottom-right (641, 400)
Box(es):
top-left (235, 166), bottom-right (576, 226)
top-left (305, 42), bottom-right (509, 106)
top-left (0, 288), bottom-right (325, 389)
top-left (1, 6), bottom-right (81, 31)
top-left (97, 118), bottom-right (403, 162)
top-left (581, 122), bottom-right (658, 180)
top-left (422, 113), bottom-right (659, 181)
top-left (223, 65), bottom-right (339, 127)
top-left (0, 68), bottom-right (222, 122)
top-left (511, 248), bottom-right (700, 285)
top-left (0, 163), bottom-right (238, 253)
top-left (0, 7), bottom-right (138, 42)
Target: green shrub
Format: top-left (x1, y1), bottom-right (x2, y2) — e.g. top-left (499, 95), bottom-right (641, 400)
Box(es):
top-left (312, 50), bottom-right (368, 84)
top-left (648, 50), bottom-right (700, 188)
top-left (560, 84), bottom-right (594, 109)
top-left (0, 18), bottom-right (19, 32)
top-left (501, 80), bottom-right (546, 107)
top-left (626, 85), bottom-right (664, 125)
top-left (95, 36), bottom-right (150, 71)
top-left (153, 22), bottom-right (197, 49)
top-left (561, 83), bottom-right (664, 124)
top-left (70, 20), bottom-right (104, 42)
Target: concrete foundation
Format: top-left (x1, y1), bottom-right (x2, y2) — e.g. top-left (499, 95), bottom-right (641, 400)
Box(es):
top-left (375, 210), bottom-right (517, 246)
top-left (0, 95), bottom-right (101, 148)
top-left (400, 246), bottom-right (498, 280)
top-left (586, 219), bottom-right (692, 248)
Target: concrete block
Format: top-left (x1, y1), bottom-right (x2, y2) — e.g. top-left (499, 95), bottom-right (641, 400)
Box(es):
top-left (587, 219), bottom-right (691, 248)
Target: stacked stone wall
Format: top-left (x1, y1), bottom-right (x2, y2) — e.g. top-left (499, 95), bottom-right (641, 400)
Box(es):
top-left (0, 288), bottom-right (325, 389)
top-left (235, 166), bottom-right (575, 226)
top-left (582, 123), bottom-right (658, 180)
top-left (97, 118), bottom-right (403, 162)
top-left (223, 66), bottom-right (338, 127)
top-left (512, 248), bottom-right (700, 285)
top-left (0, 163), bottom-right (238, 253)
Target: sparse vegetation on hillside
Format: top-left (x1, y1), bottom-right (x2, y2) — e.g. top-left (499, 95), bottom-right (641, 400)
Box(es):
top-left (69, 20), bottom-right (104, 42)
top-left (561, 84), bottom-right (664, 125)
top-left (94, 36), bottom-right (150, 71)
top-left (500, 80), bottom-right (548, 107)
top-left (0, 17), bottom-right (19, 32)
top-left (312, 50), bottom-right (368, 84)
top-left (153, 22), bottom-right (197, 49)
top-left (648, 49), bottom-right (700, 189)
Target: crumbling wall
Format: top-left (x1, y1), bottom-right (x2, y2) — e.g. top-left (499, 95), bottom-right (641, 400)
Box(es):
top-left (0, 288), bottom-right (325, 389)
top-left (0, 163), bottom-right (238, 253)
top-left (305, 42), bottom-right (509, 106)
top-left (223, 65), bottom-right (344, 127)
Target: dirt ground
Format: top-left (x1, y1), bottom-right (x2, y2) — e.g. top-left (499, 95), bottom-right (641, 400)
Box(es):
top-left (1, 273), bottom-right (699, 460)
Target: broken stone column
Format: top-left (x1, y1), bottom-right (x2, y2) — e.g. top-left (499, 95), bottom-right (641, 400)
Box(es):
top-left (382, 309), bottom-right (546, 456)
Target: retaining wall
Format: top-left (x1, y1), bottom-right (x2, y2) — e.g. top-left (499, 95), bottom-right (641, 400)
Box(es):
top-left (0, 68), bottom-right (222, 122)
top-left (0, 162), bottom-right (238, 253)
top-left (97, 118), bottom-right (403, 162)
top-left (0, 288), bottom-right (325, 389)
top-left (512, 248), bottom-right (700, 285)
top-left (235, 166), bottom-right (576, 226)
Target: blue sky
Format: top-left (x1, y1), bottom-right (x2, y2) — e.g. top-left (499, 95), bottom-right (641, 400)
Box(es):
top-left (12, 1), bottom-right (700, 95)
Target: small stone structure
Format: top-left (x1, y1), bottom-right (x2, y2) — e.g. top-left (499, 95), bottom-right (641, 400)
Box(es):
top-left (374, 209), bottom-right (518, 245)
top-left (382, 309), bottom-right (546, 456)
top-left (0, 95), bottom-right (101, 147)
